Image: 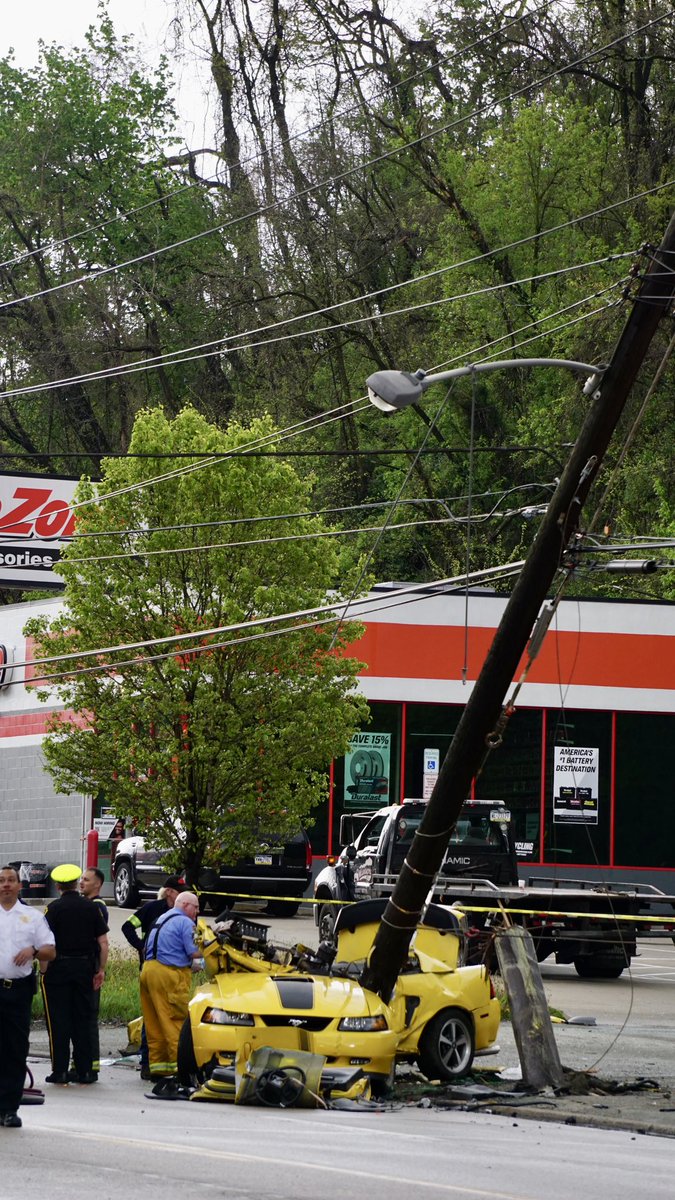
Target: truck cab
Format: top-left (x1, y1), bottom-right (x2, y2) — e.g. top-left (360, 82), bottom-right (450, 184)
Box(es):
top-left (313, 798), bottom-right (518, 938)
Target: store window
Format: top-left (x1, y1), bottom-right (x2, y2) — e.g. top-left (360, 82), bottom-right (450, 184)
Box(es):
top-left (478, 709), bottom-right (543, 862)
top-left (614, 712), bottom-right (675, 869)
top-left (404, 703), bottom-right (462, 799)
top-left (330, 702), bottom-right (402, 853)
top-left (544, 709), bottom-right (611, 866)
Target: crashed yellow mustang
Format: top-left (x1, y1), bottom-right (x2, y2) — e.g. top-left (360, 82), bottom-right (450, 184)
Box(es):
top-left (178, 899), bottom-right (500, 1093)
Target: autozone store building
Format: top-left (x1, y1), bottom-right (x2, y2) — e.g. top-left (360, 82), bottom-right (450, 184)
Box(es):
top-left (1, 586), bottom-right (675, 890)
top-left (325, 584), bottom-right (675, 890)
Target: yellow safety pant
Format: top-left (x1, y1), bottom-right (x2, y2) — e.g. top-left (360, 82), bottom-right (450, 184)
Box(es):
top-left (140, 959), bottom-right (191, 1078)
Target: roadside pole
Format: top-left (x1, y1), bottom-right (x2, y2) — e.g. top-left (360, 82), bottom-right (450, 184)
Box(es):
top-left (360, 211), bottom-right (675, 1004)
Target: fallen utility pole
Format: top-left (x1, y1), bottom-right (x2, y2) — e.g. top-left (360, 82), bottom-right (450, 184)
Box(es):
top-left (360, 210), bottom-right (675, 1004)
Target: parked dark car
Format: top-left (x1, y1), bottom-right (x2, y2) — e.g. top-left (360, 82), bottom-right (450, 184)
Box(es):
top-left (112, 830), bottom-right (312, 917)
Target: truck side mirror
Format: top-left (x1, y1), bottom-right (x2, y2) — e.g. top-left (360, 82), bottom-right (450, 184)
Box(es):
top-left (345, 844), bottom-right (357, 861)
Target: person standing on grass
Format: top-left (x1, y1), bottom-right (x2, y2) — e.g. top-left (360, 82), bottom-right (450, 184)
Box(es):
top-left (0, 864), bottom-right (55, 1128)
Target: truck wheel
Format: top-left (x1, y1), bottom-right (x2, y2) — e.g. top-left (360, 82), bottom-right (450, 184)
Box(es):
top-left (177, 1018), bottom-right (204, 1087)
top-left (113, 860), bottom-right (139, 908)
top-left (266, 898), bottom-right (300, 917)
top-left (574, 956), bottom-right (625, 979)
top-left (318, 903), bottom-right (337, 941)
top-left (417, 1008), bottom-right (475, 1081)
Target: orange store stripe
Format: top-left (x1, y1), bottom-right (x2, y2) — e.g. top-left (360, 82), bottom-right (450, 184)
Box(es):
top-left (347, 623), bottom-right (675, 691)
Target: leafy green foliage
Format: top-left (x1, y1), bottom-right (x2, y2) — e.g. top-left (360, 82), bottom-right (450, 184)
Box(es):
top-left (25, 408), bottom-right (369, 882)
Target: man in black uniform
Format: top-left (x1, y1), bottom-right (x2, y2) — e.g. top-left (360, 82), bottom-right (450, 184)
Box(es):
top-left (42, 864), bottom-right (109, 1086)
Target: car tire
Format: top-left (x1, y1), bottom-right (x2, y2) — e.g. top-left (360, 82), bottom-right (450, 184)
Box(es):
top-left (574, 956), bottom-right (625, 979)
top-left (177, 1018), bottom-right (204, 1087)
top-left (113, 860), bottom-right (139, 908)
top-left (417, 1008), bottom-right (475, 1081)
top-left (318, 902), bottom-right (337, 942)
top-left (266, 898), bottom-right (300, 918)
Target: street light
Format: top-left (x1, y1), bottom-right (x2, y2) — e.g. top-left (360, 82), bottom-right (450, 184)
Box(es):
top-left (366, 358), bottom-right (603, 412)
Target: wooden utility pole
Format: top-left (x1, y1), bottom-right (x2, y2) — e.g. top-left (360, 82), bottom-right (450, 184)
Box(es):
top-left (361, 211), bottom-right (675, 1002)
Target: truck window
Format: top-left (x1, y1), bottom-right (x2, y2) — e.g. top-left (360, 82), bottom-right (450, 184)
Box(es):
top-left (355, 812), bottom-right (389, 851)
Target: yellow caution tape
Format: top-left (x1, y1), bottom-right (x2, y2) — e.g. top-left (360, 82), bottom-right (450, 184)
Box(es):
top-left (452, 903), bottom-right (675, 925)
top-left (194, 886), bottom-right (675, 925)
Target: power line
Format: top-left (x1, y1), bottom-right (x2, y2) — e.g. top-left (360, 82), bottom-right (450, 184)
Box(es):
top-left (0, 3), bottom-right (552, 275)
top-left (0, 247), bottom-right (636, 402)
top-left (49, 501), bottom-right (553, 567)
top-left (0, 484), bottom-right (551, 547)
top-left (0, 285), bottom-right (617, 537)
top-left (16, 561), bottom-right (527, 687)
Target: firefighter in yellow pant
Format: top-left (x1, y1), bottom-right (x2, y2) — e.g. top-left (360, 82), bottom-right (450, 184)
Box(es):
top-left (139, 892), bottom-right (201, 1098)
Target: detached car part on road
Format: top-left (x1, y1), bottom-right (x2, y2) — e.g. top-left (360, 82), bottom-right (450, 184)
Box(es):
top-left (112, 829), bottom-right (312, 916)
top-left (177, 900), bottom-right (500, 1091)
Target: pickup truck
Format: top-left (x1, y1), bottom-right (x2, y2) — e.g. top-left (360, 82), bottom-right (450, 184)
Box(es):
top-left (313, 799), bottom-right (675, 978)
top-left (112, 828), bottom-right (312, 916)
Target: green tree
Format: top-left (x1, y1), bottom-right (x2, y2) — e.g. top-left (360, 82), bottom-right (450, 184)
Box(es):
top-left (25, 407), bottom-right (368, 883)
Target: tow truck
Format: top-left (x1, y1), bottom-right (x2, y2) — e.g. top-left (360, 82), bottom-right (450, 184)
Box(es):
top-left (313, 799), bottom-right (675, 978)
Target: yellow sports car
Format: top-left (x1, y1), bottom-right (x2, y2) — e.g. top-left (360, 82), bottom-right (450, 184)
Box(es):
top-left (178, 900), bottom-right (500, 1091)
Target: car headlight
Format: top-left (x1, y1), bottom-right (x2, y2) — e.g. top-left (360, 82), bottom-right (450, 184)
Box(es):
top-left (338, 1015), bottom-right (388, 1032)
top-left (201, 1007), bottom-right (255, 1026)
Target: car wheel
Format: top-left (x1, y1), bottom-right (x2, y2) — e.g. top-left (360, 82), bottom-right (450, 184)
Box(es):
top-left (417, 1008), bottom-right (475, 1081)
top-left (318, 903), bottom-right (337, 942)
top-left (177, 1018), bottom-right (204, 1087)
top-left (266, 898), bottom-right (300, 918)
top-left (113, 860), bottom-right (139, 908)
top-left (574, 956), bottom-right (625, 979)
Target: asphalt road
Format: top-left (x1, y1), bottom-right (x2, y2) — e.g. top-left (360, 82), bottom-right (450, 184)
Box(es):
top-left (9, 902), bottom-right (675, 1194)
top-left (8, 1068), bottom-right (675, 1200)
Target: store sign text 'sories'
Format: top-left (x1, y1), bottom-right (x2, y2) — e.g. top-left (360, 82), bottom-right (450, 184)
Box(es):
top-left (0, 472), bottom-right (84, 588)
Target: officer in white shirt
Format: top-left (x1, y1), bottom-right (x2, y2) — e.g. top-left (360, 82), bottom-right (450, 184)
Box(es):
top-left (0, 864), bottom-right (55, 1128)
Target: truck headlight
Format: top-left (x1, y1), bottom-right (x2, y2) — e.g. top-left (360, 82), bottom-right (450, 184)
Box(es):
top-left (338, 1015), bottom-right (388, 1032)
top-left (201, 1007), bottom-right (255, 1026)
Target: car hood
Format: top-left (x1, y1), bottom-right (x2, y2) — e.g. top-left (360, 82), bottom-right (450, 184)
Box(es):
top-left (196, 972), bottom-right (392, 1020)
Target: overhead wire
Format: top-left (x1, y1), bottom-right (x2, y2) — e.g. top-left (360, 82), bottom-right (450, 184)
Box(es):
top-left (14, 561), bottom-right (527, 688)
top-left (0, 244), bottom-right (639, 403)
top-left (0, 280), bottom-right (619, 536)
top-left (0, 482), bottom-right (553, 545)
top-left (46, 498), bottom-right (554, 567)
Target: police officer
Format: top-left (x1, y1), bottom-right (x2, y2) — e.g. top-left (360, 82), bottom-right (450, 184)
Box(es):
top-left (42, 864), bottom-right (109, 1085)
top-left (0, 864), bottom-right (55, 1128)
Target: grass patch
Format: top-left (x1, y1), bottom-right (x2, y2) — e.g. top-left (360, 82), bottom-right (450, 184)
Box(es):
top-left (33, 949), bottom-right (142, 1025)
top-left (492, 976), bottom-right (567, 1023)
top-left (33, 950), bottom-right (210, 1026)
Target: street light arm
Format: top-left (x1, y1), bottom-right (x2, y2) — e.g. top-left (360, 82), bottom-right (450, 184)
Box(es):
top-left (367, 358), bottom-right (604, 411)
